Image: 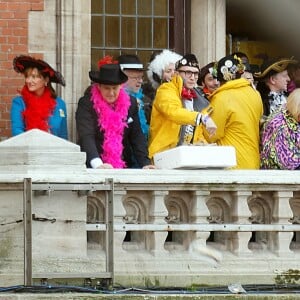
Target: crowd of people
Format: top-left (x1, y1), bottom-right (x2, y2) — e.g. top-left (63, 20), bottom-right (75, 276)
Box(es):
top-left (10, 51), bottom-right (300, 170)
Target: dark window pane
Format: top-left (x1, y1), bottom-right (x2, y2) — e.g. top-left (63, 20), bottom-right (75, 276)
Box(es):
top-left (155, 0), bottom-right (168, 16)
top-left (91, 49), bottom-right (104, 70)
top-left (91, 0), bottom-right (103, 14)
top-left (122, 0), bottom-right (136, 15)
top-left (105, 17), bottom-right (120, 47)
top-left (121, 17), bottom-right (136, 48)
top-left (106, 0), bottom-right (120, 14)
top-left (91, 16), bottom-right (103, 47)
top-left (138, 18), bottom-right (152, 48)
top-left (154, 18), bottom-right (168, 48)
top-left (137, 0), bottom-right (152, 15)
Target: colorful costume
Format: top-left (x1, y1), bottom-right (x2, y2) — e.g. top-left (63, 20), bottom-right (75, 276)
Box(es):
top-left (260, 108), bottom-right (300, 169)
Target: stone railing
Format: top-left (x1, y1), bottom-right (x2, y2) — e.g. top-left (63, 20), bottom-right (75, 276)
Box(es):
top-left (0, 130), bottom-right (299, 288)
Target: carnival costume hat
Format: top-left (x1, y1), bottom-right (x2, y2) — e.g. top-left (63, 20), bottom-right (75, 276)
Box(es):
top-left (13, 55), bottom-right (65, 86)
top-left (117, 54), bottom-right (145, 71)
top-left (198, 62), bottom-right (216, 85)
top-left (147, 49), bottom-right (182, 89)
top-left (89, 64), bottom-right (128, 85)
top-left (254, 57), bottom-right (298, 80)
top-left (215, 54), bottom-right (245, 82)
top-left (175, 53), bottom-right (200, 70)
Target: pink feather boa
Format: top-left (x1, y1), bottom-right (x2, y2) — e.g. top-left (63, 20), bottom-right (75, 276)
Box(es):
top-left (91, 84), bottom-right (130, 168)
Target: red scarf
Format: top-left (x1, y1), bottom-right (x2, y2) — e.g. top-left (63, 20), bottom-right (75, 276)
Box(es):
top-left (21, 85), bottom-right (56, 132)
top-left (181, 87), bottom-right (197, 100)
top-left (91, 84), bottom-right (130, 168)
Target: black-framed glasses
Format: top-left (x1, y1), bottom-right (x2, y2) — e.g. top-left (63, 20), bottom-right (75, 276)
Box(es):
top-left (178, 70), bottom-right (199, 78)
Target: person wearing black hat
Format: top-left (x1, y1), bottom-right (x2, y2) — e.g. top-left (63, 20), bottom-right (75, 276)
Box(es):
top-left (117, 54), bottom-right (151, 140)
top-left (75, 56), bottom-right (154, 169)
top-left (10, 55), bottom-right (68, 139)
top-left (255, 57), bottom-right (298, 116)
top-left (148, 53), bottom-right (217, 159)
top-left (203, 54), bottom-right (263, 169)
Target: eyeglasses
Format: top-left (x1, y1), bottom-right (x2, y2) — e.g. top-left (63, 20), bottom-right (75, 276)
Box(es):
top-left (127, 75), bottom-right (144, 82)
top-left (178, 70), bottom-right (199, 78)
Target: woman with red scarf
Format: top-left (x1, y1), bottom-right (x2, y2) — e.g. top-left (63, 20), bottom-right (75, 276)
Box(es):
top-left (10, 55), bottom-right (68, 139)
top-left (76, 58), bottom-right (154, 169)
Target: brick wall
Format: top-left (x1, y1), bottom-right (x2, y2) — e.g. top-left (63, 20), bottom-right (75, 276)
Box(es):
top-left (0, 0), bottom-right (44, 140)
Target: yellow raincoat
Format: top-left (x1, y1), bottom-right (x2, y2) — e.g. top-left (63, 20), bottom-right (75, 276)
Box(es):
top-left (149, 75), bottom-right (209, 159)
top-left (206, 78), bottom-right (263, 169)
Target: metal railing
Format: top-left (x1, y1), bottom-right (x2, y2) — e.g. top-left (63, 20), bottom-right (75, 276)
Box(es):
top-left (22, 178), bottom-right (114, 287)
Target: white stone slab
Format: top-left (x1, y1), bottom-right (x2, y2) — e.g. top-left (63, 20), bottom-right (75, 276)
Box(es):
top-left (153, 145), bottom-right (237, 169)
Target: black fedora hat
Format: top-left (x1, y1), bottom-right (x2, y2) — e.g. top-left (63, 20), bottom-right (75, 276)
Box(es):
top-left (117, 54), bottom-right (145, 71)
top-left (89, 64), bottom-right (128, 85)
top-left (13, 55), bottom-right (65, 86)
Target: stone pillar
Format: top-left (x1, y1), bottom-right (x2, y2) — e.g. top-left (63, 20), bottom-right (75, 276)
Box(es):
top-left (272, 191), bottom-right (294, 256)
top-left (113, 190), bottom-right (127, 253)
top-left (0, 129), bottom-right (88, 283)
top-left (191, 0), bottom-right (226, 67)
top-left (148, 191), bottom-right (168, 255)
top-left (190, 190), bottom-right (211, 248)
top-left (232, 191), bottom-right (252, 256)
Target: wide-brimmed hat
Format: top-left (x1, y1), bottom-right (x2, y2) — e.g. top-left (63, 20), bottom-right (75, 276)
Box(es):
top-left (13, 55), bottom-right (65, 86)
top-left (215, 54), bottom-right (245, 82)
top-left (89, 63), bottom-right (128, 85)
top-left (117, 54), bottom-right (145, 71)
top-left (175, 53), bottom-right (200, 70)
top-left (254, 57), bottom-right (298, 79)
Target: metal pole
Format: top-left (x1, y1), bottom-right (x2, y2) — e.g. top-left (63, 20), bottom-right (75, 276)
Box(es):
top-left (23, 178), bottom-right (32, 286)
top-left (106, 178), bottom-right (114, 287)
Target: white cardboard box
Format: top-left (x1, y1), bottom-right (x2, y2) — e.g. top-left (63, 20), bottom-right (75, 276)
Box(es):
top-left (153, 145), bottom-right (237, 169)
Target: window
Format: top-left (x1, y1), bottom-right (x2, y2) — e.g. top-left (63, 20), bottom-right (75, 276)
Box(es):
top-left (91, 0), bottom-right (189, 69)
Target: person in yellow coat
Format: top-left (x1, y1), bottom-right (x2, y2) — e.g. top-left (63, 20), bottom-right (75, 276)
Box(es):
top-left (149, 54), bottom-right (217, 159)
top-left (205, 54), bottom-right (263, 169)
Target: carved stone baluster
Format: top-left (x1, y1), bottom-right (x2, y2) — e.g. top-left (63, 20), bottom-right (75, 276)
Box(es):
top-left (114, 190), bottom-right (127, 253)
top-left (149, 190), bottom-right (168, 255)
top-left (272, 191), bottom-right (294, 256)
top-left (232, 191), bottom-right (252, 256)
top-left (190, 190), bottom-right (211, 247)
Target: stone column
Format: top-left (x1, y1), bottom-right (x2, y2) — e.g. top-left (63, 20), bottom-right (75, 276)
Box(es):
top-left (148, 191), bottom-right (168, 255)
top-left (191, 0), bottom-right (226, 67)
top-left (272, 191), bottom-right (294, 256)
top-left (232, 191), bottom-right (252, 256)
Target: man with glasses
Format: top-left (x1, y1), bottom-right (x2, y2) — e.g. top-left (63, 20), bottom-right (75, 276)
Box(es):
top-left (148, 53), bottom-right (217, 160)
top-left (117, 54), bottom-right (151, 140)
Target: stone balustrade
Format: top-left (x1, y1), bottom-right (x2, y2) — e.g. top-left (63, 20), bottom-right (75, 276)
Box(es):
top-left (0, 130), bottom-right (299, 288)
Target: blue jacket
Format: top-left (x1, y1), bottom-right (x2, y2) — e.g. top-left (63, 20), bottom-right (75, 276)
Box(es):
top-left (10, 96), bottom-right (68, 139)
